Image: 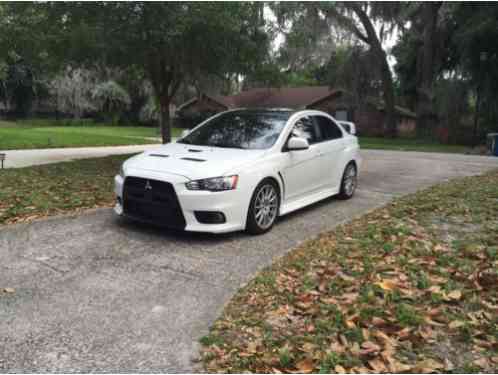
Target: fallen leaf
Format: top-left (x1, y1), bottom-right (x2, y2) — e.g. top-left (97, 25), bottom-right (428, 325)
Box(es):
top-left (389, 360), bottom-right (412, 372)
top-left (448, 320), bottom-right (465, 329)
top-left (300, 343), bottom-right (316, 353)
top-left (444, 290), bottom-right (462, 301)
top-left (413, 358), bottom-right (444, 373)
top-left (340, 292), bottom-right (358, 303)
top-left (424, 316), bottom-right (445, 327)
top-left (362, 328), bottom-right (370, 341)
top-left (368, 358), bottom-right (386, 372)
top-left (345, 319), bottom-right (356, 329)
top-left (428, 285), bottom-right (441, 293)
top-left (339, 334), bottom-right (349, 347)
top-left (296, 358), bottom-right (315, 373)
top-left (477, 268), bottom-right (498, 289)
top-left (247, 341), bottom-right (259, 354)
top-left (350, 342), bottom-right (361, 356)
top-left (375, 279), bottom-right (397, 291)
top-left (335, 364), bottom-right (346, 373)
top-left (330, 341), bottom-right (346, 354)
top-left (473, 357), bottom-right (489, 369)
top-left (396, 327), bottom-right (412, 339)
top-left (371, 317), bottom-right (387, 327)
top-left (360, 341), bottom-right (381, 355)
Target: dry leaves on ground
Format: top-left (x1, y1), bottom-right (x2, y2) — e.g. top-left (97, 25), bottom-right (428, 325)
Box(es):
top-left (201, 170), bottom-right (498, 373)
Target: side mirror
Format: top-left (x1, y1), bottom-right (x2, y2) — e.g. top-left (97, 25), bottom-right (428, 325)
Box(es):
top-left (340, 122), bottom-right (356, 135)
top-left (287, 136), bottom-right (309, 151)
top-left (181, 129), bottom-right (190, 138)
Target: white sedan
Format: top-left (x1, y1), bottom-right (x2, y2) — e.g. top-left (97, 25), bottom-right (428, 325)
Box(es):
top-left (114, 109), bottom-right (361, 234)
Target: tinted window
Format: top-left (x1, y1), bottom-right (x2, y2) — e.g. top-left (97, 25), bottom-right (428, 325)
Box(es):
top-left (313, 115), bottom-right (343, 141)
top-left (291, 116), bottom-right (321, 144)
top-left (179, 111), bottom-right (292, 149)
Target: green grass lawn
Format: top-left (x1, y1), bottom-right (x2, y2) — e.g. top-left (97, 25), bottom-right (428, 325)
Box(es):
top-left (1, 118), bottom-right (470, 153)
top-left (0, 154), bottom-right (132, 225)
top-left (0, 119), bottom-right (183, 150)
top-left (200, 170), bottom-right (498, 373)
top-left (360, 137), bottom-right (470, 154)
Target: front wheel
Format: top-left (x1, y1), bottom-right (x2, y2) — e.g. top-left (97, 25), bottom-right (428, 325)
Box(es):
top-left (246, 179), bottom-right (280, 235)
top-left (337, 162), bottom-right (357, 200)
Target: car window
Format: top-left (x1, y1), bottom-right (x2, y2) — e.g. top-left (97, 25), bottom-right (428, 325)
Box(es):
top-left (291, 116), bottom-right (321, 144)
top-left (313, 115), bottom-right (343, 141)
top-left (178, 110), bottom-right (292, 149)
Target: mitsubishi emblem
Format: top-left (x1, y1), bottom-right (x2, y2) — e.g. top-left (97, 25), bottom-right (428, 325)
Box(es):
top-left (145, 180), bottom-right (152, 190)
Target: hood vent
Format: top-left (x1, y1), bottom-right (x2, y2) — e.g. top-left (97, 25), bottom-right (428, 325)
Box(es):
top-left (180, 157), bottom-right (206, 162)
top-left (150, 154), bottom-right (169, 158)
top-left (188, 149), bottom-right (203, 153)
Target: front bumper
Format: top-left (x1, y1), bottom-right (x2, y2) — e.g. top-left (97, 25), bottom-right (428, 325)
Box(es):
top-left (114, 172), bottom-right (250, 233)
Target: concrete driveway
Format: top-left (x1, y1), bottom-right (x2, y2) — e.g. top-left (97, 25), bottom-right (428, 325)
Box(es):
top-left (0, 150), bottom-right (496, 372)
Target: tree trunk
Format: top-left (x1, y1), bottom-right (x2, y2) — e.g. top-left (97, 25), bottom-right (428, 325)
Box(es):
top-left (473, 86), bottom-right (481, 146)
top-left (350, 4), bottom-right (397, 137)
top-left (159, 96), bottom-right (171, 144)
top-left (416, 2), bottom-right (442, 138)
top-left (379, 51), bottom-right (397, 138)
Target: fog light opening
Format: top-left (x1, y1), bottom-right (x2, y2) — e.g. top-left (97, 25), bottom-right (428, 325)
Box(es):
top-left (194, 211), bottom-right (226, 224)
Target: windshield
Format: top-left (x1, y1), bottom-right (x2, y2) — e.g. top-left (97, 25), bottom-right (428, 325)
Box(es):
top-left (178, 110), bottom-right (292, 150)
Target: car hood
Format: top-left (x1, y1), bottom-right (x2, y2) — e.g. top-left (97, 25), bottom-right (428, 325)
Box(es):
top-left (124, 142), bottom-right (267, 180)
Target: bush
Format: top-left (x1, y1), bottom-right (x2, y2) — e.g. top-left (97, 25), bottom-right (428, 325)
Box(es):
top-left (91, 81), bottom-right (131, 124)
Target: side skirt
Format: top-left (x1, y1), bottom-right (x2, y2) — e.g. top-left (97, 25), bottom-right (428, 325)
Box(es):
top-left (279, 186), bottom-right (339, 216)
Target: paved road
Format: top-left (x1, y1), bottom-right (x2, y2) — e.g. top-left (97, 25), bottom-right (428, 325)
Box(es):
top-left (1, 144), bottom-right (160, 168)
top-left (0, 150), bottom-right (496, 372)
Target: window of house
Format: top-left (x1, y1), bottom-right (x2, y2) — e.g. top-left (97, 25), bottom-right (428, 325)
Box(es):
top-left (335, 110), bottom-right (348, 121)
top-left (313, 115), bottom-right (343, 141)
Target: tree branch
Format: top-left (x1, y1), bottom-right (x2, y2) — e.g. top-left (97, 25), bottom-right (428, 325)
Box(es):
top-left (349, 3), bottom-right (379, 48)
top-left (320, 5), bottom-right (369, 45)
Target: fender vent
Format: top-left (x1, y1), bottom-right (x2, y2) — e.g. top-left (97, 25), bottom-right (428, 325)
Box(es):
top-left (149, 154), bottom-right (169, 158)
top-left (180, 157), bottom-right (206, 162)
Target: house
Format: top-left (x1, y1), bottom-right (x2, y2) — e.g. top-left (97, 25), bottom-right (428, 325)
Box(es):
top-left (176, 86), bottom-right (417, 137)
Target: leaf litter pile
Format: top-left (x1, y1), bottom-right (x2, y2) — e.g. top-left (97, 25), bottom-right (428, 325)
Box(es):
top-left (0, 154), bottom-right (131, 225)
top-left (201, 170), bottom-right (498, 373)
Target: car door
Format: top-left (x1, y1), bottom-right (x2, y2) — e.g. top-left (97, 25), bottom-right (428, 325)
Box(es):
top-left (312, 114), bottom-right (346, 190)
top-left (280, 115), bottom-right (323, 202)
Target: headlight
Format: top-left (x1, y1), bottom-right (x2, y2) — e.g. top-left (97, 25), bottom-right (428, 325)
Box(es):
top-left (185, 175), bottom-right (238, 192)
top-left (119, 164), bottom-right (125, 178)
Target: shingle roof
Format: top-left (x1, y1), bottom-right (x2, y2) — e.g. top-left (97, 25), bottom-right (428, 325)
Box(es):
top-left (178, 86), bottom-right (416, 118)
top-left (210, 86), bottom-right (340, 109)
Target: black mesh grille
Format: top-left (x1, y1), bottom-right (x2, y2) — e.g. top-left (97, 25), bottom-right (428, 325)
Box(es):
top-left (123, 177), bottom-right (186, 229)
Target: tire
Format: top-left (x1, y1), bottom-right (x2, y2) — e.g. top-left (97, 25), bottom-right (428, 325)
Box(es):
top-left (337, 162), bottom-right (357, 200)
top-left (246, 179), bottom-right (280, 235)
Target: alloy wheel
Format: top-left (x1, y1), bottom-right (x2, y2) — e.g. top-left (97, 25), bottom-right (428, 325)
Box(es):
top-left (254, 184), bottom-right (278, 230)
top-left (343, 164), bottom-right (357, 196)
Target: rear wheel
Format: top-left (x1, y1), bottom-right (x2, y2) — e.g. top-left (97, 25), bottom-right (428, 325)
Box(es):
top-left (337, 162), bottom-right (357, 200)
top-left (246, 179), bottom-right (280, 234)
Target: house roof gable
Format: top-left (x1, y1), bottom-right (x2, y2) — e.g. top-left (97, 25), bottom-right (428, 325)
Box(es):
top-left (178, 87), bottom-right (416, 118)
